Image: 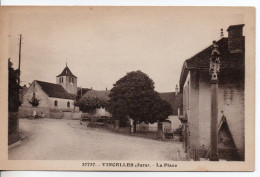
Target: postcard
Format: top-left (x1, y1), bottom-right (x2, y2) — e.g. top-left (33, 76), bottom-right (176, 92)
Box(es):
top-left (0, 6), bottom-right (255, 171)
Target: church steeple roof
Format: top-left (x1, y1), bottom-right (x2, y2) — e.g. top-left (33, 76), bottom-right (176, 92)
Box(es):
top-left (57, 65), bottom-right (77, 78)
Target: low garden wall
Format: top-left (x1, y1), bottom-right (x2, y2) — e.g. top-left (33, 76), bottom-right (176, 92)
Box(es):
top-left (50, 110), bottom-right (81, 119)
top-left (50, 112), bottom-right (63, 119)
top-left (18, 106), bottom-right (50, 118)
top-left (19, 106), bottom-right (82, 119)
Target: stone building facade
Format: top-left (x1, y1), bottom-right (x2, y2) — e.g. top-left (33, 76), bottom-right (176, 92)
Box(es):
top-left (19, 65), bottom-right (78, 118)
top-left (179, 24), bottom-right (245, 161)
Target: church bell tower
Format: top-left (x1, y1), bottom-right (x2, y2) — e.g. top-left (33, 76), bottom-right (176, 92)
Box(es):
top-left (56, 63), bottom-right (77, 95)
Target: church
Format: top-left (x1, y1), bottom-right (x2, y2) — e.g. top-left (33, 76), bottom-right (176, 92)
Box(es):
top-left (19, 64), bottom-right (79, 118)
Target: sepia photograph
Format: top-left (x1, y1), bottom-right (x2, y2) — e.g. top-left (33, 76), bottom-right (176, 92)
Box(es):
top-left (0, 6), bottom-right (255, 171)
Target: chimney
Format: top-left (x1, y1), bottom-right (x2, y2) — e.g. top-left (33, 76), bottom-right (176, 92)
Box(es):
top-left (227, 24), bottom-right (245, 53)
top-left (175, 84), bottom-right (178, 95)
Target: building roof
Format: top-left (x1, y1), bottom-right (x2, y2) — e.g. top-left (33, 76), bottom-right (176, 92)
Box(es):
top-left (35, 80), bottom-right (76, 100)
top-left (159, 92), bottom-right (182, 115)
top-left (80, 90), bottom-right (110, 101)
top-left (57, 66), bottom-right (77, 78)
top-left (77, 87), bottom-right (90, 96)
top-left (179, 36), bottom-right (245, 92)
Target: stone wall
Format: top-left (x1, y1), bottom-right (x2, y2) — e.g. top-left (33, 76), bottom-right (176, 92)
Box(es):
top-left (18, 106), bottom-right (50, 118)
top-left (50, 112), bottom-right (63, 119)
top-left (19, 106), bottom-right (81, 120)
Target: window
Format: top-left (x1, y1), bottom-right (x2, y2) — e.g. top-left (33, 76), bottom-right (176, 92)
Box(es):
top-left (69, 77), bottom-right (71, 82)
top-left (54, 100), bottom-right (58, 107)
top-left (61, 77), bottom-right (63, 83)
top-left (67, 102), bottom-right (70, 108)
top-left (72, 78), bottom-right (74, 83)
top-left (33, 92), bottom-right (36, 98)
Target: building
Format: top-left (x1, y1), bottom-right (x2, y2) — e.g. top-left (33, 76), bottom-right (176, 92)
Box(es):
top-left (159, 86), bottom-right (183, 131)
top-left (19, 64), bottom-right (78, 118)
top-left (178, 24), bottom-right (245, 160)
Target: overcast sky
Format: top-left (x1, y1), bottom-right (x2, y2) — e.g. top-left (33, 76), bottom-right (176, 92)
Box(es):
top-left (8, 7), bottom-right (245, 92)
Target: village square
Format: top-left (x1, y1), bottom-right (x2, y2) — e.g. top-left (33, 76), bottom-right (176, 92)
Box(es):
top-left (7, 8), bottom-right (246, 161)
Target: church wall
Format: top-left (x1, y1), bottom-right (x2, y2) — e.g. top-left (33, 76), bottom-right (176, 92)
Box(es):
top-left (21, 81), bottom-right (50, 108)
top-left (19, 81), bottom-right (50, 117)
top-left (56, 76), bottom-right (77, 95)
top-left (56, 76), bottom-right (65, 89)
top-left (48, 97), bottom-right (75, 110)
top-left (64, 76), bottom-right (77, 95)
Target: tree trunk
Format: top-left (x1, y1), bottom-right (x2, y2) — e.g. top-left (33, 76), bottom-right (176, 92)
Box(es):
top-left (133, 120), bottom-right (137, 133)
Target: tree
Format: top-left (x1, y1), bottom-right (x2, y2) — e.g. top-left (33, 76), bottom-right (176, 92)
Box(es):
top-left (28, 94), bottom-right (40, 107)
top-left (8, 58), bottom-right (20, 138)
top-left (106, 70), bottom-right (172, 132)
top-left (75, 96), bottom-right (107, 113)
top-left (8, 58), bottom-right (20, 112)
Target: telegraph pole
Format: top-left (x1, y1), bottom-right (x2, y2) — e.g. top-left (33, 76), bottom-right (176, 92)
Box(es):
top-left (18, 34), bottom-right (22, 86)
top-left (209, 40), bottom-right (220, 161)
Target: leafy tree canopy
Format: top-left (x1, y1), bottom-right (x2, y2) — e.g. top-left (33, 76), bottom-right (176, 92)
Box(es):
top-left (106, 70), bottom-right (172, 128)
top-left (28, 94), bottom-right (40, 107)
top-left (75, 96), bottom-right (107, 113)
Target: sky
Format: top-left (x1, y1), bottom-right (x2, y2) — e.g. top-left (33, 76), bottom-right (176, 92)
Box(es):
top-left (8, 7), bottom-right (245, 92)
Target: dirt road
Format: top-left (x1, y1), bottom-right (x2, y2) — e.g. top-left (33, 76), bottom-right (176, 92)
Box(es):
top-left (9, 119), bottom-right (183, 160)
